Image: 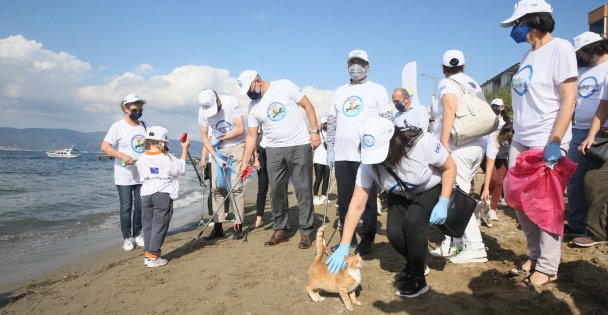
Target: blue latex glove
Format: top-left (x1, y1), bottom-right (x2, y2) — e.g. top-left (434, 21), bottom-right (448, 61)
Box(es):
top-left (429, 197), bottom-right (449, 225)
top-left (326, 243), bottom-right (350, 274)
top-left (326, 150), bottom-right (335, 168)
top-left (213, 154), bottom-right (227, 169)
top-left (210, 136), bottom-right (221, 147)
top-left (544, 141), bottom-right (563, 167)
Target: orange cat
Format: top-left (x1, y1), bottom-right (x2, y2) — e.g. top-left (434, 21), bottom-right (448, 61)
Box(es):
top-left (305, 225), bottom-right (363, 312)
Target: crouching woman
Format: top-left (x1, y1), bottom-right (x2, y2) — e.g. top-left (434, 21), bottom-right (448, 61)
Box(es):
top-left (326, 116), bottom-right (456, 298)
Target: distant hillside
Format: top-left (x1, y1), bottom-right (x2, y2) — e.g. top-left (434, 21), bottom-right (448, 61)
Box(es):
top-left (0, 127), bottom-right (203, 154)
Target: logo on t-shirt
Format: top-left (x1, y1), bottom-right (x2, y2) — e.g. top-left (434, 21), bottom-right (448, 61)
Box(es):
top-left (362, 134), bottom-right (375, 147)
top-left (267, 102), bottom-right (287, 121)
top-left (150, 167), bottom-right (159, 174)
top-left (131, 135), bottom-right (145, 154)
top-left (434, 143), bottom-right (441, 153)
top-left (201, 102), bottom-right (212, 110)
top-left (215, 120), bottom-right (233, 134)
top-left (512, 65), bottom-right (533, 96)
top-left (578, 76), bottom-right (599, 99)
top-left (342, 96), bottom-right (364, 117)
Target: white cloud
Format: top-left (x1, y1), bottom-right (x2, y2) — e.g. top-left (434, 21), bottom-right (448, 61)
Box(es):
top-left (0, 35), bottom-right (335, 141)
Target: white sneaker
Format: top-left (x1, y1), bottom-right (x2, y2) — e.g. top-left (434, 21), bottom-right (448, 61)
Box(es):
top-left (377, 198), bottom-right (382, 215)
top-left (449, 246), bottom-right (488, 264)
top-left (424, 265), bottom-right (430, 276)
top-left (488, 209), bottom-right (499, 222)
top-left (122, 238), bottom-right (135, 251)
top-left (429, 238), bottom-right (461, 257)
top-left (312, 196), bottom-right (321, 206)
top-left (134, 235), bottom-right (145, 247)
top-left (145, 256), bottom-right (168, 268)
top-left (319, 195), bottom-right (328, 205)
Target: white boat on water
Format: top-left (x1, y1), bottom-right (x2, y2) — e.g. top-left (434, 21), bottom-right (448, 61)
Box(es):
top-left (46, 145), bottom-right (82, 158)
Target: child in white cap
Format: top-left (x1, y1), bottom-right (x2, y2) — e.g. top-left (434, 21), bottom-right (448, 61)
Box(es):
top-left (136, 126), bottom-right (189, 268)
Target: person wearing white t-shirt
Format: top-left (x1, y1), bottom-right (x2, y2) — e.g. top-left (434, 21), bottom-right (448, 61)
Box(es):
top-left (326, 49), bottom-right (394, 255)
top-left (136, 126), bottom-right (188, 268)
top-left (325, 116), bottom-right (457, 298)
top-left (565, 32), bottom-right (608, 237)
top-left (237, 70), bottom-right (321, 249)
top-left (101, 93), bottom-right (148, 252)
top-left (197, 89), bottom-right (247, 240)
top-left (392, 88), bottom-right (429, 132)
top-left (430, 49), bottom-right (488, 264)
top-left (500, 0), bottom-right (577, 287)
top-left (312, 117), bottom-right (330, 206)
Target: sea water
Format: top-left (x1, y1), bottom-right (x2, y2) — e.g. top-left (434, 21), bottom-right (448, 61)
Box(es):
top-left (0, 150), bottom-right (210, 289)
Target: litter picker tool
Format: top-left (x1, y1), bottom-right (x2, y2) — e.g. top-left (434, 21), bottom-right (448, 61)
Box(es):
top-left (191, 165), bottom-right (254, 245)
top-left (180, 132), bottom-right (205, 187)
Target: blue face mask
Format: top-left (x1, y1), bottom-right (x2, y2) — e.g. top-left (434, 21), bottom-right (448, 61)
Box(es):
top-left (492, 107), bottom-right (501, 115)
top-left (394, 101), bottom-right (406, 112)
top-left (510, 23), bottom-right (530, 43)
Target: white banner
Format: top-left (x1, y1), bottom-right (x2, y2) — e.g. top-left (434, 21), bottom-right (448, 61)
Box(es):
top-left (401, 62), bottom-right (420, 104)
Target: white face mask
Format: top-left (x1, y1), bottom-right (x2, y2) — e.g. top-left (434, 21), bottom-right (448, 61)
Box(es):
top-left (348, 64), bottom-right (367, 81)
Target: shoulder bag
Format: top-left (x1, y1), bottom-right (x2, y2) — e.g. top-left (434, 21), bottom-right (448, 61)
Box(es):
top-left (586, 137), bottom-right (608, 164)
top-left (448, 78), bottom-right (499, 146)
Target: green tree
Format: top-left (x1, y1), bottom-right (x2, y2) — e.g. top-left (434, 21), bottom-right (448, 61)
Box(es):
top-left (485, 86), bottom-right (513, 121)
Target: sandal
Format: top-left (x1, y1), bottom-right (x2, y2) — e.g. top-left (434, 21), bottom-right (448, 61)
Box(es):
top-left (516, 270), bottom-right (558, 289)
top-left (508, 259), bottom-right (536, 277)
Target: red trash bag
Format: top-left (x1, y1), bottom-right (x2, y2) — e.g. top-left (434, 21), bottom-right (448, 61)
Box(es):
top-left (503, 149), bottom-right (578, 236)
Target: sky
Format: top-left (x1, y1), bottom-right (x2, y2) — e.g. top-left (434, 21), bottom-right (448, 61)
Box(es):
top-left (0, 0), bottom-right (605, 140)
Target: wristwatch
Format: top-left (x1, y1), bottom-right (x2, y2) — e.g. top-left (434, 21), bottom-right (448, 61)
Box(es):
top-left (310, 129), bottom-right (321, 134)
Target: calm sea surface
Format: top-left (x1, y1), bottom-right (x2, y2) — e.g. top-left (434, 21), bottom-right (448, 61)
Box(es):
top-left (0, 150), bottom-right (208, 260)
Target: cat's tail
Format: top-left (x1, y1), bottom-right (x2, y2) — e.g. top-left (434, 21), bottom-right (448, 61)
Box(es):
top-left (314, 225), bottom-right (327, 262)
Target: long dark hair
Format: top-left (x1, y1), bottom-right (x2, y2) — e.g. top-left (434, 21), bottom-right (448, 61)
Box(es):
top-left (385, 126), bottom-right (424, 168)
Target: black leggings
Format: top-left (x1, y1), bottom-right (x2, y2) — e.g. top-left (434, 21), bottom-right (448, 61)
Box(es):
top-left (313, 163), bottom-right (330, 196)
top-left (386, 185), bottom-right (441, 277)
top-left (256, 146), bottom-right (269, 217)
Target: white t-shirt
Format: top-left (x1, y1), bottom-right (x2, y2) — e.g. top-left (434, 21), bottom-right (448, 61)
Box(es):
top-left (247, 80), bottom-right (310, 148)
top-left (575, 61), bottom-right (608, 129)
top-left (330, 80), bottom-right (393, 161)
top-left (313, 130), bottom-right (328, 165)
top-left (103, 119), bottom-right (147, 185)
top-left (198, 95), bottom-right (245, 148)
top-left (355, 133), bottom-right (448, 195)
top-left (434, 72), bottom-right (486, 148)
top-left (485, 131), bottom-right (509, 160)
top-left (394, 102), bottom-right (429, 131)
top-left (511, 38), bottom-right (577, 147)
top-left (137, 152), bottom-right (186, 199)
top-left (248, 102), bottom-right (267, 148)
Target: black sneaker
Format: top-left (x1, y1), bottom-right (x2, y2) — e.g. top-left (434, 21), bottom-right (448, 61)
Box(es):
top-left (393, 268), bottom-right (411, 283)
top-left (395, 276), bottom-right (429, 298)
top-left (203, 223), bottom-right (224, 240)
top-left (233, 224), bottom-right (244, 240)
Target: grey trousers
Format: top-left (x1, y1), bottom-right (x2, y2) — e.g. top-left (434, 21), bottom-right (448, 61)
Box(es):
top-left (266, 144), bottom-right (314, 236)
top-left (508, 140), bottom-right (568, 275)
top-left (142, 192), bottom-right (173, 256)
top-left (584, 160), bottom-right (608, 241)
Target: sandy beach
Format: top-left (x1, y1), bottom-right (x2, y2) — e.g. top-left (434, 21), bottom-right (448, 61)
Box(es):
top-left (1, 181), bottom-right (607, 315)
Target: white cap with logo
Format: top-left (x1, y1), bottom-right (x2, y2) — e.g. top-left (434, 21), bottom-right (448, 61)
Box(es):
top-left (500, 0), bottom-right (553, 28)
top-left (347, 49), bottom-right (369, 63)
top-left (198, 89), bottom-right (218, 118)
top-left (145, 126), bottom-right (169, 142)
top-left (359, 116), bottom-right (395, 164)
top-left (573, 31), bottom-right (603, 51)
top-left (491, 98), bottom-right (504, 106)
top-left (442, 49), bottom-right (465, 67)
top-left (123, 93), bottom-right (146, 105)
top-left (237, 70), bottom-right (258, 96)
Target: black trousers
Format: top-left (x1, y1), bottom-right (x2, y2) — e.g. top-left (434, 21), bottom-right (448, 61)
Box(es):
top-left (313, 163), bottom-right (330, 196)
top-left (387, 185), bottom-right (441, 277)
top-left (256, 145), bottom-right (270, 217)
top-left (335, 160), bottom-right (377, 246)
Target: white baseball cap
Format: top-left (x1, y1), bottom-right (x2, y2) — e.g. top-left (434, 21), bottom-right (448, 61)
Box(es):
top-left (198, 89), bottom-right (218, 117)
top-left (491, 98), bottom-right (504, 106)
top-left (123, 93), bottom-right (146, 105)
top-left (573, 31), bottom-right (603, 51)
top-left (500, 0), bottom-right (553, 28)
top-left (347, 49), bottom-right (369, 63)
top-left (237, 70), bottom-right (258, 96)
top-left (145, 126), bottom-right (169, 142)
top-left (442, 49), bottom-right (465, 67)
top-left (359, 116), bottom-right (395, 164)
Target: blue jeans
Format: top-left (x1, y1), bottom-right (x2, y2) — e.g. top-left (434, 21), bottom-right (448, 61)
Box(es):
top-left (566, 128), bottom-right (594, 233)
top-left (117, 184), bottom-right (142, 239)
